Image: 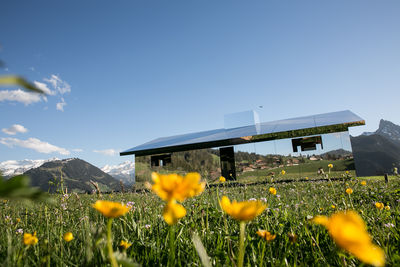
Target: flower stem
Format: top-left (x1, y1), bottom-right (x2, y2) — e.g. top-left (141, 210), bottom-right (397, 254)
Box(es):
top-left (327, 173), bottom-right (336, 195)
top-left (259, 240), bottom-right (266, 267)
top-left (238, 222), bottom-right (246, 267)
top-left (348, 194), bottom-right (354, 209)
top-left (216, 187), bottom-right (220, 210)
top-left (168, 225), bottom-right (175, 267)
top-left (107, 218), bottom-right (118, 267)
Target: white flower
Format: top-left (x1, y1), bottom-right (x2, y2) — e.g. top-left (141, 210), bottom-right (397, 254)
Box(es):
top-left (384, 223), bottom-right (395, 228)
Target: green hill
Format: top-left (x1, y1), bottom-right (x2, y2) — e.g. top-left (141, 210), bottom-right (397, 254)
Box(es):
top-left (24, 158), bottom-right (120, 193)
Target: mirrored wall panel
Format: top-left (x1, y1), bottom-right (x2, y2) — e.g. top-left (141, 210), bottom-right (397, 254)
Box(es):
top-left (233, 131), bottom-right (355, 183)
top-left (135, 148), bottom-right (221, 183)
top-left (134, 131), bottom-right (355, 184)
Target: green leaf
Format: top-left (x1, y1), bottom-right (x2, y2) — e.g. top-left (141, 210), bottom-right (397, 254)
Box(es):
top-left (0, 75), bottom-right (44, 94)
top-left (192, 232), bottom-right (212, 267)
top-left (114, 251), bottom-right (141, 267)
top-left (0, 175), bottom-right (53, 203)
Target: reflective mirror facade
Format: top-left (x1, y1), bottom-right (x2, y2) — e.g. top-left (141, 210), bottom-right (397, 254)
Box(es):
top-left (135, 148), bottom-right (221, 183)
top-left (135, 131), bottom-right (355, 183)
top-left (233, 131), bottom-right (355, 183)
top-left (126, 110), bottom-right (363, 183)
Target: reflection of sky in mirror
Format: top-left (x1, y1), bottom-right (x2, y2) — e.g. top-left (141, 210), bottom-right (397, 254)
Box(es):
top-left (122, 110), bottom-right (363, 155)
top-left (233, 131), bottom-right (352, 156)
top-left (272, 117), bottom-right (315, 133)
top-left (233, 143), bottom-right (256, 154)
top-left (224, 110), bottom-right (260, 129)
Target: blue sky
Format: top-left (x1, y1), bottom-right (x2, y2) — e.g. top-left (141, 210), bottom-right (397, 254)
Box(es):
top-left (1, 0), bottom-right (400, 168)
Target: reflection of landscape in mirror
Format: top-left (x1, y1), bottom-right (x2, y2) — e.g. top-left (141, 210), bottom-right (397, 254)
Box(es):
top-left (135, 131), bottom-right (355, 184)
top-left (135, 148), bottom-right (221, 183)
top-left (234, 131), bottom-right (355, 183)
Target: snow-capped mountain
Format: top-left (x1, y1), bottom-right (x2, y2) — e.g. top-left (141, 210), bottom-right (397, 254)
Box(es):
top-left (0, 158), bottom-right (59, 177)
top-left (101, 161), bottom-right (135, 185)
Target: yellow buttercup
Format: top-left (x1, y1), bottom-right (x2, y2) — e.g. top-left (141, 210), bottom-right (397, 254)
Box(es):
top-left (151, 172), bottom-right (205, 202)
top-left (313, 211), bottom-right (384, 267)
top-left (92, 200), bottom-right (131, 218)
top-left (220, 196), bottom-right (266, 222)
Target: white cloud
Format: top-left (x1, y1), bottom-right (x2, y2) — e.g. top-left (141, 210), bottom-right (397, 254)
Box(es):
top-left (0, 89), bottom-right (42, 105)
top-left (93, 149), bottom-right (118, 156)
top-left (72, 148), bottom-right (83, 152)
top-left (0, 137), bottom-right (70, 155)
top-left (0, 74), bottom-right (71, 109)
top-left (56, 98), bottom-right (66, 112)
top-left (44, 74), bottom-right (71, 95)
top-left (33, 81), bottom-right (56, 95)
top-left (2, 124), bottom-right (28, 135)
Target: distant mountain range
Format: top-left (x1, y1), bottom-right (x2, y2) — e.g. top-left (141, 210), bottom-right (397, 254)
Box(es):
top-left (101, 161), bottom-right (135, 185)
top-left (23, 158), bottom-right (121, 193)
top-left (320, 149), bottom-right (352, 158)
top-left (0, 158), bottom-right (60, 177)
top-left (352, 119), bottom-right (400, 176)
top-left (1, 119), bottom-right (399, 183)
top-left (0, 158), bottom-right (135, 184)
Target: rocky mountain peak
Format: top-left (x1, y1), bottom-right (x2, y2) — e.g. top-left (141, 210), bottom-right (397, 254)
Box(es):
top-left (376, 119), bottom-right (400, 142)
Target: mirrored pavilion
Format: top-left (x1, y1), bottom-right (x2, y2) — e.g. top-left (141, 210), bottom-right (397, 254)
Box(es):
top-left (120, 110), bottom-right (365, 183)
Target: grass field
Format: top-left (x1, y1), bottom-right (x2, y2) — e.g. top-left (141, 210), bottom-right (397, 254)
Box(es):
top-left (1, 175), bottom-right (399, 266)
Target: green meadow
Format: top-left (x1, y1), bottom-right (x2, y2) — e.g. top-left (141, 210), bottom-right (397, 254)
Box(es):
top-left (1, 175), bottom-right (399, 266)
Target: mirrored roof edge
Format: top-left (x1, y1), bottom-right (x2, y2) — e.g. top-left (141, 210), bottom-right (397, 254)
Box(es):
top-left (120, 110), bottom-right (365, 156)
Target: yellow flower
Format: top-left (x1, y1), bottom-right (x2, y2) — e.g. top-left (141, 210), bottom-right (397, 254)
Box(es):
top-left (269, 187), bottom-right (277, 195)
top-left (63, 232), bottom-right (74, 242)
top-left (281, 170), bottom-right (286, 175)
top-left (375, 202), bottom-right (384, 210)
top-left (328, 164), bottom-right (333, 168)
top-left (219, 176), bottom-right (226, 183)
top-left (220, 196), bottom-right (266, 222)
top-left (305, 177), bottom-right (309, 180)
top-left (331, 205), bottom-right (336, 209)
top-left (163, 200), bottom-right (187, 225)
top-left (385, 206), bottom-right (390, 211)
top-left (361, 181), bottom-right (367, 186)
top-left (151, 172), bottom-right (205, 202)
top-left (16, 218), bottom-right (21, 223)
top-left (346, 188), bottom-right (353, 195)
top-left (256, 230), bottom-right (276, 242)
top-left (312, 211), bottom-right (385, 267)
top-left (345, 170), bottom-right (349, 174)
top-left (119, 240), bottom-right (132, 250)
top-left (23, 232), bottom-right (38, 245)
top-left (92, 200), bottom-right (131, 218)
